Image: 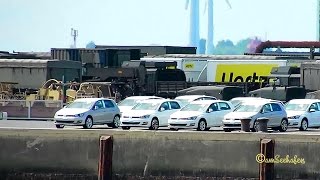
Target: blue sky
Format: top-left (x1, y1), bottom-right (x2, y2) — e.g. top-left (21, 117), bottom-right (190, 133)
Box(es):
top-left (0, 0), bottom-right (317, 52)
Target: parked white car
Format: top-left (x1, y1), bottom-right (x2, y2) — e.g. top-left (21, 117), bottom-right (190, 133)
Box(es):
top-left (223, 100), bottom-right (288, 132)
top-left (169, 100), bottom-right (234, 131)
top-left (286, 99), bottom-right (320, 131)
top-left (174, 95), bottom-right (217, 107)
top-left (120, 99), bottom-right (181, 130)
top-left (54, 98), bottom-right (121, 129)
top-left (229, 97), bottom-right (268, 109)
top-left (118, 96), bottom-right (163, 113)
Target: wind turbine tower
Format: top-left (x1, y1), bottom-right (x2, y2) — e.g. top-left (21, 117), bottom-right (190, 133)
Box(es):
top-left (205, 0), bottom-right (232, 54)
top-left (317, 0), bottom-right (320, 41)
top-left (185, 0), bottom-right (200, 53)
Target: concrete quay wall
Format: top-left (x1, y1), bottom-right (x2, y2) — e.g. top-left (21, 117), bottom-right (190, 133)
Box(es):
top-left (0, 129), bottom-right (318, 179)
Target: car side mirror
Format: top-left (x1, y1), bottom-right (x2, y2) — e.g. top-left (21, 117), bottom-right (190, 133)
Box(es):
top-left (159, 107), bottom-right (165, 112)
top-left (309, 109), bottom-right (316, 113)
top-left (208, 108), bottom-right (213, 113)
top-left (260, 109), bottom-right (264, 114)
top-left (93, 106), bottom-right (98, 110)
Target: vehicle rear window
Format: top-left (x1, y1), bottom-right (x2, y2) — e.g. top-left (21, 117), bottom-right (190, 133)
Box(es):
top-left (104, 100), bottom-right (115, 108)
top-left (271, 103), bottom-right (282, 111)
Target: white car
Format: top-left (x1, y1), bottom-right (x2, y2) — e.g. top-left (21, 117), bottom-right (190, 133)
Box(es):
top-left (118, 96), bottom-right (163, 113)
top-left (168, 100), bottom-right (234, 131)
top-left (120, 99), bottom-right (181, 130)
top-left (54, 98), bottom-right (121, 129)
top-left (174, 95), bottom-right (217, 107)
top-left (286, 99), bottom-right (320, 131)
top-left (229, 97), bottom-right (269, 109)
top-left (223, 100), bottom-right (288, 132)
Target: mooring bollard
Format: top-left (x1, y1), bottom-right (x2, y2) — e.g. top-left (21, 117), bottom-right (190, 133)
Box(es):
top-left (0, 112), bottom-right (7, 120)
top-left (240, 118), bottom-right (251, 132)
top-left (259, 139), bottom-right (275, 180)
top-left (98, 136), bottom-right (113, 180)
top-left (257, 117), bottom-right (269, 132)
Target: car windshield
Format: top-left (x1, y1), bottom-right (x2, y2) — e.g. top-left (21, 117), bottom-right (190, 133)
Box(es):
top-left (175, 99), bottom-right (191, 107)
top-left (118, 99), bottom-right (138, 106)
top-left (230, 99), bottom-right (243, 108)
top-left (66, 101), bottom-right (95, 109)
top-left (285, 103), bottom-right (309, 111)
top-left (132, 102), bottom-right (160, 110)
top-left (235, 104), bottom-right (262, 112)
top-left (181, 104), bottom-right (208, 112)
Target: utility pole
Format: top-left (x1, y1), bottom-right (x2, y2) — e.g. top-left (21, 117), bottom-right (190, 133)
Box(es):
top-left (71, 28), bottom-right (78, 48)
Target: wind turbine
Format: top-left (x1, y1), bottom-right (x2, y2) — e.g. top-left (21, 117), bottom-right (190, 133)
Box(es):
top-left (185, 0), bottom-right (200, 53)
top-left (204, 0), bottom-right (232, 54)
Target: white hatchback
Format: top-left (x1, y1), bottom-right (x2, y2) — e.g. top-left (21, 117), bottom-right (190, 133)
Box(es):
top-left (223, 100), bottom-right (288, 132)
top-left (286, 99), bottom-right (320, 131)
top-left (54, 98), bottom-right (121, 129)
top-left (120, 99), bottom-right (181, 130)
top-left (169, 100), bottom-right (234, 131)
top-left (174, 95), bottom-right (217, 107)
top-left (117, 96), bottom-right (163, 114)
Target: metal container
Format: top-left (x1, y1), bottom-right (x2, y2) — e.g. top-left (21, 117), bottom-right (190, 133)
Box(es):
top-left (300, 61), bottom-right (320, 91)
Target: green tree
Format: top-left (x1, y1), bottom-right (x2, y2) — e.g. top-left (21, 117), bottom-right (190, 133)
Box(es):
top-left (86, 41), bottom-right (96, 49)
top-left (213, 37), bottom-right (262, 55)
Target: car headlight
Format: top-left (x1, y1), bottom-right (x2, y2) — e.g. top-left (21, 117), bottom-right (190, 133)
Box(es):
top-left (75, 113), bottom-right (85, 117)
top-left (187, 116), bottom-right (198, 120)
top-left (140, 115), bottom-right (151, 119)
top-left (288, 115), bottom-right (300, 119)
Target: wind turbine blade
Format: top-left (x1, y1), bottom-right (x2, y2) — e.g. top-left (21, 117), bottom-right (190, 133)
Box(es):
top-left (203, 0), bottom-right (207, 15)
top-left (225, 0), bottom-right (232, 9)
top-left (185, 0), bottom-right (190, 10)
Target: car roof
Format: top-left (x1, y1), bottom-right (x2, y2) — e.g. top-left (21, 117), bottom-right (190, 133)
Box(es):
top-left (125, 96), bottom-right (162, 100)
top-left (139, 99), bottom-right (177, 103)
top-left (190, 100), bottom-right (228, 105)
top-left (241, 100), bottom-right (280, 105)
top-left (287, 99), bottom-right (320, 104)
top-left (175, 95), bottom-right (214, 100)
top-left (74, 98), bottom-right (111, 102)
top-left (230, 97), bottom-right (267, 101)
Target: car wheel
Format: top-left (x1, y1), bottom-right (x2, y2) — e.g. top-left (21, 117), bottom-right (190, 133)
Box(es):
top-left (197, 119), bottom-right (207, 131)
top-left (252, 120), bottom-right (259, 132)
top-left (279, 119), bottom-right (288, 132)
top-left (83, 117), bottom-right (93, 129)
top-left (111, 115), bottom-right (120, 128)
top-left (149, 118), bottom-right (159, 130)
top-left (56, 124), bottom-right (64, 129)
top-left (122, 126), bottom-right (130, 130)
top-left (299, 119), bottom-right (308, 131)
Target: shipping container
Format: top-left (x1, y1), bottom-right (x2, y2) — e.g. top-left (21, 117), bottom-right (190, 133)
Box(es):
top-left (206, 59), bottom-right (288, 83)
top-left (142, 54), bottom-right (309, 83)
top-left (300, 61), bottom-right (320, 91)
top-left (51, 48), bottom-right (141, 68)
top-left (95, 45), bottom-right (197, 56)
top-left (0, 59), bottom-right (82, 89)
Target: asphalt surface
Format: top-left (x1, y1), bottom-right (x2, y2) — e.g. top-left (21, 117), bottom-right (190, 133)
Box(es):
top-left (2, 119), bottom-right (320, 135)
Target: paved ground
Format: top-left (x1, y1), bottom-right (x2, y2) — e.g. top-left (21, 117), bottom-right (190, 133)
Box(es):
top-left (2, 119), bottom-right (320, 135)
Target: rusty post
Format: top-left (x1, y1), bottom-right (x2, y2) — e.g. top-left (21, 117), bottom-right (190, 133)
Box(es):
top-left (98, 136), bottom-right (113, 180)
top-left (259, 139), bottom-right (275, 180)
